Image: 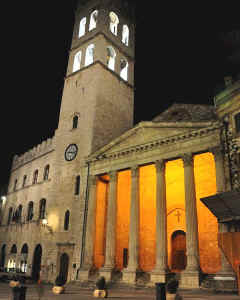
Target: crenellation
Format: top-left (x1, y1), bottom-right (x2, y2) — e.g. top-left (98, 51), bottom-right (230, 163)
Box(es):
top-left (12, 135), bottom-right (55, 170)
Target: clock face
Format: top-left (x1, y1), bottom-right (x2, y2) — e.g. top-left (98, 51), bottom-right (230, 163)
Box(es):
top-left (65, 144), bottom-right (78, 161)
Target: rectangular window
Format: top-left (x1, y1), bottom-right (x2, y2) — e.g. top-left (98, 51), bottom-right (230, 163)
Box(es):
top-left (235, 112), bottom-right (240, 133)
top-left (75, 176), bottom-right (80, 195)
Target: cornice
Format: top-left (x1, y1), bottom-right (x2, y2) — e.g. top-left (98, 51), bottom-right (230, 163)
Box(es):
top-left (87, 121), bottom-right (223, 163)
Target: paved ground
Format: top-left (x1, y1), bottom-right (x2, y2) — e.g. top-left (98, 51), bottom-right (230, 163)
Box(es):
top-left (0, 283), bottom-right (239, 299)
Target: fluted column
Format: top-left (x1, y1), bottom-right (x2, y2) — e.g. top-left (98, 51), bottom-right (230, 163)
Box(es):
top-left (151, 160), bottom-right (168, 283)
top-left (180, 153), bottom-right (200, 289)
top-left (100, 171), bottom-right (117, 281)
top-left (122, 166), bottom-right (139, 283)
top-left (210, 147), bottom-right (226, 193)
top-left (79, 175), bottom-right (97, 280)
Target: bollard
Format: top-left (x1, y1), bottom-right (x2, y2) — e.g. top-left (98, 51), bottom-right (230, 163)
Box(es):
top-left (155, 282), bottom-right (166, 300)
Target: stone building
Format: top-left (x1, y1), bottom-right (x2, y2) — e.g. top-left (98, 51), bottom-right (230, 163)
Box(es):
top-left (0, 0), bottom-right (239, 290)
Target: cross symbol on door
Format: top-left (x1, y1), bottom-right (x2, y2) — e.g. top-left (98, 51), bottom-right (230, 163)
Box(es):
top-left (174, 210), bottom-right (181, 223)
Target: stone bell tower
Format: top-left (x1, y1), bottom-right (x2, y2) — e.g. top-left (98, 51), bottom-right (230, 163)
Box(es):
top-left (51, 0), bottom-right (135, 281)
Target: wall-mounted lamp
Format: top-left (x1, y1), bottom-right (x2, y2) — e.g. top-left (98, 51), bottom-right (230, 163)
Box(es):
top-left (41, 219), bottom-right (53, 234)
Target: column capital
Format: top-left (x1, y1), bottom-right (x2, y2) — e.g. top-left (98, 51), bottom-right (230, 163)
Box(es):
top-left (109, 170), bottom-right (117, 182)
top-left (155, 160), bottom-right (165, 172)
top-left (131, 165), bottom-right (139, 178)
top-left (209, 146), bottom-right (223, 160)
top-left (182, 153), bottom-right (194, 167)
top-left (89, 175), bottom-right (97, 186)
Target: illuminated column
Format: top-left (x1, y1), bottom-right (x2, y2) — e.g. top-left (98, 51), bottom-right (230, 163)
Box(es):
top-left (79, 175), bottom-right (97, 280)
top-left (122, 165), bottom-right (139, 283)
top-left (151, 160), bottom-right (168, 283)
top-left (100, 170), bottom-right (117, 281)
top-left (180, 153), bottom-right (200, 289)
top-left (211, 147), bottom-right (226, 193)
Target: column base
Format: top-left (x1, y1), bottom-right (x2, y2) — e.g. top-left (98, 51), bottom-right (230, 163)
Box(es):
top-left (179, 269), bottom-right (199, 289)
top-left (78, 267), bottom-right (91, 281)
top-left (122, 267), bottom-right (137, 284)
top-left (150, 269), bottom-right (168, 283)
top-left (99, 266), bottom-right (114, 281)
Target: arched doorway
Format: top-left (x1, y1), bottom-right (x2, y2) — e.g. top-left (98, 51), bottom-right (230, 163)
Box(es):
top-left (32, 244), bottom-right (42, 281)
top-left (171, 230), bottom-right (187, 271)
top-left (0, 245), bottom-right (6, 270)
top-left (59, 253), bottom-right (69, 284)
top-left (20, 244), bottom-right (28, 273)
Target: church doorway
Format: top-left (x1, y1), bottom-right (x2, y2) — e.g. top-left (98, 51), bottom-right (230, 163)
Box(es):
top-left (58, 253), bottom-right (69, 284)
top-left (32, 244), bottom-right (42, 281)
top-left (171, 230), bottom-right (187, 271)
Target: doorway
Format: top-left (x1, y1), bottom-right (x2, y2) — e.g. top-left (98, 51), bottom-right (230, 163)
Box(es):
top-left (32, 244), bottom-right (42, 281)
top-left (59, 253), bottom-right (69, 284)
top-left (0, 245), bottom-right (6, 270)
top-left (171, 230), bottom-right (187, 271)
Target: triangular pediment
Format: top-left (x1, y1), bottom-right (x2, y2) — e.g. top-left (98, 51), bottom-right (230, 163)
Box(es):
top-left (88, 120), bottom-right (215, 159)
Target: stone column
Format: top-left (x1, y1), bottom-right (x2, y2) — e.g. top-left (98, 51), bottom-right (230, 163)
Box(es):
top-left (210, 147), bottom-right (226, 193)
top-left (122, 166), bottom-right (139, 283)
top-left (180, 153), bottom-right (200, 289)
top-left (151, 160), bottom-right (168, 283)
top-left (100, 171), bottom-right (117, 281)
top-left (79, 175), bottom-right (97, 281)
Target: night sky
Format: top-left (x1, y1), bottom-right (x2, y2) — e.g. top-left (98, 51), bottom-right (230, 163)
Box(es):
top-left (0, 1), bottom-right (239, 188)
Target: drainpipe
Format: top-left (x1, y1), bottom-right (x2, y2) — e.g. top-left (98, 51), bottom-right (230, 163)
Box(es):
top-left (80, 161), bottom-right (90, 268)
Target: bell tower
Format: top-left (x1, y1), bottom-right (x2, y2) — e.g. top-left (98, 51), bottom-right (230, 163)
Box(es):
top-left (51, 0), bottom-right (135, 280)
top-left (56, 0), bottom-right (135, 159)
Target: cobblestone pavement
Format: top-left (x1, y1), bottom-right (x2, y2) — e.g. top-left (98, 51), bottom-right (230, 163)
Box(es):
top-left (0, 283), bottom-right (239, 300)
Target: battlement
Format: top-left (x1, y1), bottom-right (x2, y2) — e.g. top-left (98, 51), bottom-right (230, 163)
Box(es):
top-left (12, 135), bottom-right (55, 170)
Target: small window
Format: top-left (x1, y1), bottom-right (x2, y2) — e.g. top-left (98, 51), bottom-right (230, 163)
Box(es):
top-left (39, 199), bottom-right (46, 220)
top-left (89, 10), bottom-right (98, 31)
top-left (79, 17), bottom-right (87, 38)
top-left (107, 46), bottom-right (116, 71)
top-left (234, 112), bottom-right (240, 133)
top-left (22, 175), bottom-right (27, 188)
top-left (13, 179), bottom-right (17, 192)
top-left (85, 44), bottom-right (95, 66)
top-left (27, 202), bottom-right (34, 221)
top-left (109, 12), bottom-right (119, 35)
top-left (7, 207), bottom-right (13, 225)
top-left (73, 51), bottom-right (82, 73)
top-left (120, 58), bottom-right (128, 81)
top-left (33, 170), bottom-right (38, 184)
top-left (73, 115), bottom-right (78, 129)
top-left (64, 210), bottom-right (70, 231)
top-left (43, 165), bottom-right (50, 181)
top-left (75, 175), bottom-right (80, 195)
top-left (122, 25), bottom-right (129, 46)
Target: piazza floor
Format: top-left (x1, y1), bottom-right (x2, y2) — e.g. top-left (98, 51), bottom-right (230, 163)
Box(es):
top-left (0, 283), bottom-right (239, 300)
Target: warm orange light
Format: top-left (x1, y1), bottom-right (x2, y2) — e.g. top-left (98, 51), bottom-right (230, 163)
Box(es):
top-left (93, 176), bottom-right (108, 268)
top-left (194, 152), bottom-right (220, 273)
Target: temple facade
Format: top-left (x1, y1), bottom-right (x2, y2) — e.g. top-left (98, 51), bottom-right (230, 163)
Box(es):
top-left (0, 0), bottom-right (239, 289)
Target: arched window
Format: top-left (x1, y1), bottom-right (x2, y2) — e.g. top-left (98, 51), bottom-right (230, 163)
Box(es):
top-left (16, 205), bottom-right (22, 223)
top-left (79, 17), bottom-right (87, 38)
top-left (73, 115), bottom-right (78, 129)
top-left (120, 58), bottom-right (128, 81)
top-left (64, 210), bottom-right (70, 231)
top-left (22, 175), bottom-right (27, 188)
top-left (20, 244), bottom-right (28, 273)
top-left (7, 207), bottom-right (13, 225)
top-left (73, 51), bottom-right (82, 73)
top-left (85, 44), bottom-right (95, 66)
top-left (109, 12), bottom-right (119, 35)
top-left (33, 170), bottom-right (38, 184)
top-left (89, 10), bottom-right (98, 31)
top-left (13, 179), bottom-right (17, 191)
top-left (122, 25), bottom-right (129, 46)
top-left (107, 46), bottom-right (116, 71)
top-left (39, 199), bottom-right (46, 220)
top-left (10, 244), bottom-right (17, 254)
top-left (27, 202), bottom-right (34, 221)
top-left (75, 175), bottom-right (80, 195)
top-left (43, 165), bottom-right (50, 181)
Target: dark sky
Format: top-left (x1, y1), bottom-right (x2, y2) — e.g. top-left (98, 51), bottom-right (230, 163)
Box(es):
top-left (0, 1), bottom-right (239, 188)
